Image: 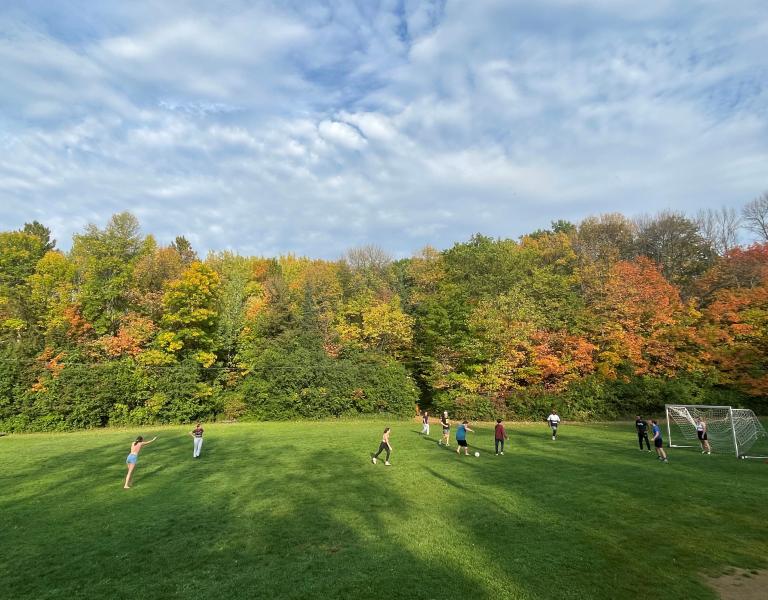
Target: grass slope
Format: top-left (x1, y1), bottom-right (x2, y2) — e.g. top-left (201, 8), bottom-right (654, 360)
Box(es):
top-left (1, 421), bottom-right (767, 599)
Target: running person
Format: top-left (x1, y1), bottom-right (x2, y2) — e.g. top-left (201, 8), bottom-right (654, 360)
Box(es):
top-left (189, 422), bottom-right (204, 458)
top-left (439, 411), bottom-right (450, 447)
top-left (547, 409), bottom-right (561, 440)
top-left (455, 420), bottom-right (474, 456)
top-left (421, 410), bottom-right (430, 435)
top-left (696, 417), bottom-right (711, 454)
top-left (495, 419), bottom-right (508, 455)
top-left (635, 415), bottom-right (651, 451)
top-left (124, 435), bottom-right (157, 489)
top-left (372, 427), bottom-right (393, 466)
top-left (651, 420), bottom-right (668, 463)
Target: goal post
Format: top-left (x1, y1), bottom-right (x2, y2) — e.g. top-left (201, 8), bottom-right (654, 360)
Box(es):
top-left (664, 404), bottom-right (768, 459)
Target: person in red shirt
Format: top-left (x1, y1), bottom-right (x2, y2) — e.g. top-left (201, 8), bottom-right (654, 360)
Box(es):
top-left (494, 419), bottom-right (508, 455)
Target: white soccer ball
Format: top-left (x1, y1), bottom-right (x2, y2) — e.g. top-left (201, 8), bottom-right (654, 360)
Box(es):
top-left (474, 451), bottom-right (480, 457)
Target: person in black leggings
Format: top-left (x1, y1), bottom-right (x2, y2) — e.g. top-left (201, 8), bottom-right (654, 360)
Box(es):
top-left (372, 427), bottom-right (392, 466)
top-left (635, 415), bottom-right (651, 451)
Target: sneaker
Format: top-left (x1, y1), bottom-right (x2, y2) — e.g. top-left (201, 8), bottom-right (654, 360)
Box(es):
top-left (372, 457), bottom-right (377, 464)
top-left (647, 450), bottom-right (652, 453)
top-left (707, 451), bottom-right (711, 455)
top-left (500, 452), bottom-right (504, 455)
top-left (552, 436), bottom-right (556, 440)
top-left (495, 452), bottom-right (499, 455)
top-left (663, 459), bottom-right (668, 463)
top-left (384, 461), bottom-right (391, 466)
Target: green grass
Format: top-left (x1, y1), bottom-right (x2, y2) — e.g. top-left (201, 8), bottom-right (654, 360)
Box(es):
top-left (1, 421), bottom-right (767, 599)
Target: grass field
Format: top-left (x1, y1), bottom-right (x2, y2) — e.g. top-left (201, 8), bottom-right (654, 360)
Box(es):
top-left (1, 420), bottom-right (767, 599)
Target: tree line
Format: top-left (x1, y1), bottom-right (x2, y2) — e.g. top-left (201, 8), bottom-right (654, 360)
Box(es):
top-left (1, 193), bottom-right (767, 431)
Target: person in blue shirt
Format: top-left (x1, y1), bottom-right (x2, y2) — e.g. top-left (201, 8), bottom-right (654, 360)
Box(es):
top-left (455, 420), bottom-right (474, 456)
top-left (651, 420), bottom-right (668, 463)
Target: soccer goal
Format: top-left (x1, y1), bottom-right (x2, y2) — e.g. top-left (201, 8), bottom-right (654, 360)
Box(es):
top-left (665, 404), bottom-right (768, 459)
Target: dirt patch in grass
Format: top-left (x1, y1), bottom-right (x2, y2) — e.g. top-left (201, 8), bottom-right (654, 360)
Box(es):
top-left (705, 568), bottom-right (768, 600)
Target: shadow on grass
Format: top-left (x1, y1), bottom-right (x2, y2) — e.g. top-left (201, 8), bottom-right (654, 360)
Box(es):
top-left (2, 424), bottom-right (767, 600)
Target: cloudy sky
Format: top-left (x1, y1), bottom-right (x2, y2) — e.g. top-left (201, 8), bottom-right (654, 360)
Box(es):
top-left (1, 0), bottom-right (766, 258)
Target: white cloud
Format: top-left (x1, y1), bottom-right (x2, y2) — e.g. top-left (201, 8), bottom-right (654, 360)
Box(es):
top-left (1, 0), bottom-right (767, 257)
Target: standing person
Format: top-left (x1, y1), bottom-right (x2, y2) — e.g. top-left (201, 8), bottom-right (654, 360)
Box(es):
top-left (421, 410), bottom-right (430, 436)
top-left (455, 420), bottom-right (474, 456)
top-left (651, 420), bottom-right (668, 463)
top-left (547, 409), bottom-right (561, 441)
top-left (495, 419), bottom-right (508, 455)
top-left (124, 435), bottom-right (158, 489)
top-left (439, 411), bottom-right (450, 447)
top-left (635, 415), bottom-right (652, 452)
top-left (696, 417), bottom-right (712, 455)
top-left (371, 427), bottom-right (393, 466)
top-left (189, 422), bottom-right (204, 458)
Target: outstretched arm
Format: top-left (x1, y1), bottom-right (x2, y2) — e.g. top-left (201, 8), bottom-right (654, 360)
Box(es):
top-left (142, 436), bottom-right (158, 446)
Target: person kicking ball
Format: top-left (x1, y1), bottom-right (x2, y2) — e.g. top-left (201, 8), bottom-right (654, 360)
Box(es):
top-left (455, 421), bottom-right (474, 456)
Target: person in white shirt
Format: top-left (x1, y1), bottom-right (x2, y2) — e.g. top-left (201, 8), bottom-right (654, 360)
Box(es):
top-left (421, 410), bottom-right (430, 435)
top-left (695, 417), bottom-right (711, 454)
top-left (547, 410), bottom-right (561, 441)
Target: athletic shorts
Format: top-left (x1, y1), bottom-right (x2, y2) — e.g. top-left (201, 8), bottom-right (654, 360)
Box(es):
top-left (457, 439), bottom-right (468, 447)
top-left (654, 438), bottom-right (663, 448)
top-left (442, 427), bottom-right (450, 434)
top-left (126, 453), bottom-right (138, 465)
top-left (697, 431), bottom-right (707, 440)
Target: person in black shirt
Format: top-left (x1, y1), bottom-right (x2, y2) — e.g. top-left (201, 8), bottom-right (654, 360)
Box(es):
top-left (635, 415), bottom-right (651, 452)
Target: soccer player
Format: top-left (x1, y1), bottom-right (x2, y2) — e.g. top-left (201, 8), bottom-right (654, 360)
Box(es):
top-left (651, 420), bottom-right (668, 463)
top-left (371, 427), bottom-right (392, 466)
top-left (189, 422), bottom-right (204, 458)
top-left (547, 409), bottom-right (561, 440)
top-left (696, 417), bottom-right (711, 454)
top-left (123, 435), bottom-right (158, 489)
top-left (635, 415), bottom-right (651, 452)
top-left (455, 420), bottom-right (474, 455)
top-left (494, 419), bottom-right (508, 455)
top-left (439, 411), bottom-right (450, 447)
top-left (421, 410), bottom-right (430, 435)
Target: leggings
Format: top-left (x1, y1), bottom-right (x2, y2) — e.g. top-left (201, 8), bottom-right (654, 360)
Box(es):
top-left (638, 431), bottom-right (650, 450)
top-left (374, 442), bottom-right (390, 461)
top-left (495, 439), bottom-right (504, 453)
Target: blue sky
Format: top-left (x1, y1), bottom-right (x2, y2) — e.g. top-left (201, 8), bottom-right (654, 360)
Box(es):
top-left (1, 0), bottom-right (766, 258)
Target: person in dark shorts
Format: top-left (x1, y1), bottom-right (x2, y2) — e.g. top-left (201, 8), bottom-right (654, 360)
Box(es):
top-left (651, 420), bottom-right (668, 463)
top-left (372, 427), bottom-right (392, 466)
top-left (439, 411), bottom-right (450, 447)
top-left (455, 420), bottom-right (474, 456)
top-left (494, 419), bottom-right (508, 455)
top-left (635, 415), bottom-right (651, 452)
top-left (696, 417), bottom-right (711, 454)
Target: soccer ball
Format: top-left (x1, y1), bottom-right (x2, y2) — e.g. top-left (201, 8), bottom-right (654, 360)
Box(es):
top-left (474, 451), bottom-right (480, 457)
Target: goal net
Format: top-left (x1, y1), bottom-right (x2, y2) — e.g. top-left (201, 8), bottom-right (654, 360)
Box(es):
top-left (665, 404), bottom-right (768, 458)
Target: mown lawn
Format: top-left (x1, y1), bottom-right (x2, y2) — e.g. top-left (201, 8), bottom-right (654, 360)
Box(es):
top-left (1, 420), bottom-right (766, 599)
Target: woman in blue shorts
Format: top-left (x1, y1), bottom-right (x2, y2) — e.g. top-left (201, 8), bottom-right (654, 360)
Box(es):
top-left (124, 435), bottom-right (157, 489)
